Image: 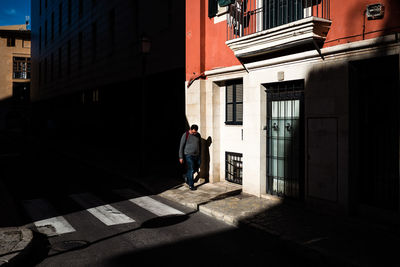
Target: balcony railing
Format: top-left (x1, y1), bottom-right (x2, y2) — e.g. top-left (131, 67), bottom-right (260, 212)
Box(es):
top-left (227, 0), bottom-right (330, 40)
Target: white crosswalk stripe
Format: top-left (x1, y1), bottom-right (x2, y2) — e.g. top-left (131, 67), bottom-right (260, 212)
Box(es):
top-left (70, 193), bottom-right (135, 226)
top-left (113, 189), bottom-right (184, 217)
top-left (22, 199), bottom-right (76, 236)
top-left (130, 196), bottom-right (184, 217)
top-left (22, 190), bottom-right (185, 237)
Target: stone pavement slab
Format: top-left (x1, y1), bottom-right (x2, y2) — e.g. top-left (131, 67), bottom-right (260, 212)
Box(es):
top-left (199, 193), bottom-right (282, 226)
top-left (0, 227), bottom-right (33, 266)
top-left (159, 181), bottom-right (242, 210)
top-left (158, 181), bottom-right (400, 267)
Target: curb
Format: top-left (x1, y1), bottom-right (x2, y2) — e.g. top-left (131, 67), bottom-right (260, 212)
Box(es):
top-left (6, 229), bottom-right (49, 267)
top-left (160, 186), bottom-right (243, 213)
top-left (0, 227), bottom-right (33, 267)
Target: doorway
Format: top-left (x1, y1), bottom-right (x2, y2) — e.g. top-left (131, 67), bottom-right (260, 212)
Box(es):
top-left (349, 55), bottom-right (399, 212)
top-left (266, 80), bottom-right (304, 198)
top-left (12, 82), bottom-right (30, 103)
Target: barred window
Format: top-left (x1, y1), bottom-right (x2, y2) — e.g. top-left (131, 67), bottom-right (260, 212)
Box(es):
top-left (225, 152), bottom-right (243, 185)
top-left (226, 80), bottom-right (243, 125)
top-left (13, 57), bottom-right (31, 79)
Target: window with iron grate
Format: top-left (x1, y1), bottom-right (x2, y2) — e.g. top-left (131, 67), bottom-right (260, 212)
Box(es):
top-left (13, 57), bottom-right (31, 79)
top-left (225, 152), bottom-right (243, 184)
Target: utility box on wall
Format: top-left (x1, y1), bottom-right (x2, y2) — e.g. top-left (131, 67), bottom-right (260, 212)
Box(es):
top-left (366, 4), bottom-right (384, 20)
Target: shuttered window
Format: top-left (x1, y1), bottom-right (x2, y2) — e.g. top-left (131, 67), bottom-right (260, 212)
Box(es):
top-left (219, 0), bottom-right (235, 7)
top-left (226, 80), bottom-right (243, 125)
top-left (7, 37), bottom-right (15, 47)
top-left (208, 0), bottom-right (218, 18)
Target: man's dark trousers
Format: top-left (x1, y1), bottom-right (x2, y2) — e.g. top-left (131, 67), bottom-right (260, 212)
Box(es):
top-left (185, 155), bottom-right (200, 188)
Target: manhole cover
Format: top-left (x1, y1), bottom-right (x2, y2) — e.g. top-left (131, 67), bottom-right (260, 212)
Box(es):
top-left (51, 240), bottom-right (90, 252)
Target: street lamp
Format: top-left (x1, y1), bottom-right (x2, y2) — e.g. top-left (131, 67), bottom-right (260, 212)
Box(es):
top-left (140, 34), bottom-right (152, 55)
top-left (139, 33), bottom-right (151, 177)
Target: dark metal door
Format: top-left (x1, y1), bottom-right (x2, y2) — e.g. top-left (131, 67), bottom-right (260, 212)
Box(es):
top-left (349, 56), bottom-right (399, 212)
top-left (266, 80), bottom-right (304, 198)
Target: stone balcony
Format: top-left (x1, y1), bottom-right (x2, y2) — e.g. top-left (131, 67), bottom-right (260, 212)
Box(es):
top-left (226, 16), bottom-right (332, 59)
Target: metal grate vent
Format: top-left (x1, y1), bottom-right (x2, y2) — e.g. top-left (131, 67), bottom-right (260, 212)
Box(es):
top-left (225, 152), bottom-right (243, 185)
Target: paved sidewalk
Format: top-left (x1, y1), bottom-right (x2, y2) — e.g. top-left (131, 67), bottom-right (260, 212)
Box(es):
top-left (158, 180), bottom-right (400, 267)
top-left (0, 227), bottom-right (33, 266)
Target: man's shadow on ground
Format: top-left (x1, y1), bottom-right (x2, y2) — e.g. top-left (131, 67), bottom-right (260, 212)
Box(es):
top-left (194, 136), bottom-right (212, 185)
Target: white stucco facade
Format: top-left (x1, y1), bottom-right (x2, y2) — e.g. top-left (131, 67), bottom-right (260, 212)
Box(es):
top-left (186, 34), bottom-right (400, 214)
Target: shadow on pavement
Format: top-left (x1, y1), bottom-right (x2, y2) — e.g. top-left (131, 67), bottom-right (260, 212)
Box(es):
top-left (5, 231), bottom-right (50, 267)
top-left (235, 198), bottom-right (400, 267)
top-left (104, 225), bottom-right (319, 267)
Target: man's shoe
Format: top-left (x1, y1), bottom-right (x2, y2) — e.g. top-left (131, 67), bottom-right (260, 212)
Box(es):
top-left (189, 186), bottom-right (197, 191)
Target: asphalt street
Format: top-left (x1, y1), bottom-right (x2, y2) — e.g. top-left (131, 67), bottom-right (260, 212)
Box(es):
top-left (0, 136), bottom-right (312, 266)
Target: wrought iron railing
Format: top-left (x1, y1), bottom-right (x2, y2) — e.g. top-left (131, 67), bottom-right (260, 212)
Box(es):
top-left (227, 0), bottom-right (330, 40)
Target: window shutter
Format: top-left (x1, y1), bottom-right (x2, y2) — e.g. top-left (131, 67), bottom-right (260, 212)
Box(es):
top-left (236, 83), bottom-right (243, 122)
top-left (236, 83), bottom-right (243, 102)
top-left (227, 104), bottom-right (234, 122)
top-left (227, 84), bottom-right (234, 103)
top-left (236, 103), bottom-right (243, 122)
top-left (218, 0), bottom-right (235, 7)
top-left (226, 80), bottom-right (243, 125)
top-left (208, 0), bottom-right (218, 18)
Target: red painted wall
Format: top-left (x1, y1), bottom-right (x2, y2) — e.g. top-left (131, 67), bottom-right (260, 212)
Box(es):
top-left (186, 0), bottom-right (400, 81)
top-left (186, 0), bottom-right (240, 81)
top-left (186, 0), bottom-right (202, 82)
top-left (325, 0), bottom-right (400, 47)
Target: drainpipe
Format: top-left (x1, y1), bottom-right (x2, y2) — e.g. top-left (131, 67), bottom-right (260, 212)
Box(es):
top-left (362, 9), bottom-right (367, 40)
top-left (237, 57), bottom-right (249, 73)
top-left (187, 72), bottom-right (206, 88)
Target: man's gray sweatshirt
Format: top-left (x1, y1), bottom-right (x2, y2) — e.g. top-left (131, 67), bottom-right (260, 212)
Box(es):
top-left (179, 132), bottom-right (201, 159)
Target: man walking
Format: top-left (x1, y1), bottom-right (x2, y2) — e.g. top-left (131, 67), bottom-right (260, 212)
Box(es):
top-left (179, 124), bottom-right (201, 190)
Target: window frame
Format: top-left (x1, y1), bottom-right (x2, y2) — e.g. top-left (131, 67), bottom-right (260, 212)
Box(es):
top-left (225, 79), bottom-right (243, 125)
top-left (13, 57), bottom-right (31, 79)
top-left (78, 31), bottom-right (83, 68)
top-left (91, 22), bottom-right (97, 62)
top-left (108, 8), bottom-right (116, 46)
top-left (7, 37), bottom-right (16, 47)
top-left (79, 0), bottom-right (83, 19)
top-left (59, 2), bottom-right (63, 35)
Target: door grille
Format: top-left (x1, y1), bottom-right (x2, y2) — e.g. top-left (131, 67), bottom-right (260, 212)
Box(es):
top-left (266, 80), bottom-right (304, 198)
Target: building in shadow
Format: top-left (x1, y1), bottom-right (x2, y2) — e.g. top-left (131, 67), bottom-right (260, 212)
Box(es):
top-left (186, 0), bottom-right (400, 220)
top-left (30, 0), bottom-right (186, 178)
top-left (0, 24), bottom-right (31, 130)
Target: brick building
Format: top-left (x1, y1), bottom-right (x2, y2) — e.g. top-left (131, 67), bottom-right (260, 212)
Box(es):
top-left (0, 24), bottom-right (31, 130)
